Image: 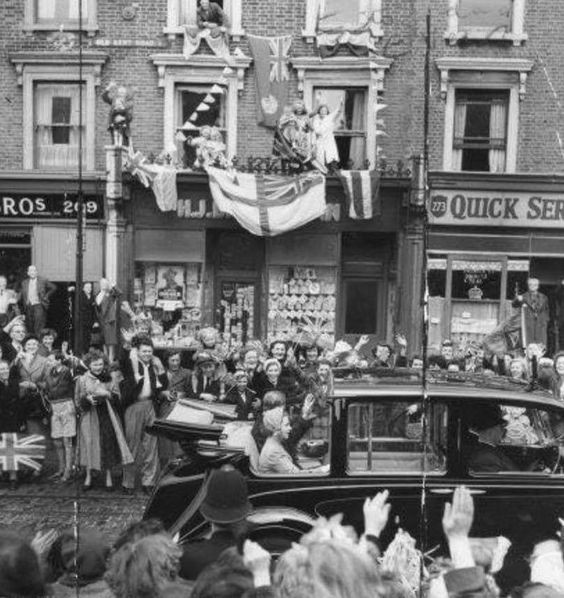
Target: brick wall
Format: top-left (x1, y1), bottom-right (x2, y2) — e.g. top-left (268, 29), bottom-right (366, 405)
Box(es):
top-left (1, 0), bottom-right (563, 174)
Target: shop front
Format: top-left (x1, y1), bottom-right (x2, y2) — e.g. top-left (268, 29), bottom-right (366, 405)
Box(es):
top-left (125, 172), bottom-right (410, 354)
top-left (0, 173), bottom-right (106, 338)
top-left (428, 172), bottom-right (564, 353)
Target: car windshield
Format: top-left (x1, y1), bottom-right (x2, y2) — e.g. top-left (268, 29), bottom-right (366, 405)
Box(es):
top-left (346, 399), bottom-right (447, 475)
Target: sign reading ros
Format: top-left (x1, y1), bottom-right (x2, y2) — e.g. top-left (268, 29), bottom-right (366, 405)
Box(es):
top-left (429, 190), bottom-right (564, 228)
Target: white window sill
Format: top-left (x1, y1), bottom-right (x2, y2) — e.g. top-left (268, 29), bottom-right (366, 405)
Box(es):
top-left (162, 25), bottom-right (245, 41)
top-left (444, 29), bottom-right (528, 47)
top-left (23, 23), bottom-right (99, 37)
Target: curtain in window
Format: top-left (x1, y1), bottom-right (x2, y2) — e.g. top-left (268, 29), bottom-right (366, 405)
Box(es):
top-left (179, 0), bottom-right (197, 26)
top-left (349, 92), bottom-right (366, 169)
top-left (36, 0), bottom-right (56, 19)
top-left (452, 101), bottom-right (467, 170)
top-left (68, 0), bottom-right (89, 19)
top-left (489, 99), bottom-right (507, 173)
top-left (35, 84), bottom-right (83, 170)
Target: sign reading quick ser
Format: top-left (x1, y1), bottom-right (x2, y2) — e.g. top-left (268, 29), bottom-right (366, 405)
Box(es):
top-left (429, 190), bottom-right (564, 228)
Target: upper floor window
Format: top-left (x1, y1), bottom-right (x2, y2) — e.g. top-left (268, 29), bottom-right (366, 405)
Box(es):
top-left (34, 83), bottom-right (86, 170)
top-left (313, 87), bottom-right (367, 169)
top-left (176, 85), bottom-right (227, 169)
top-left (165, 0), bottom-right (244, 40)
top-left (24, 0), bottom-right (98, 35)
top-left (445, 0), bottom-right (527, 46)
top-left (303, 0), bottom-right (383, 44)
top-left (453, 90), bottom-right (508, 172)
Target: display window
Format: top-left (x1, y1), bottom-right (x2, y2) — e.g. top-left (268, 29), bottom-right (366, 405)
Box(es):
top-left (134, 262), bottom-right (203, 348)
top-left (267, 265), bottom-right (337, 344)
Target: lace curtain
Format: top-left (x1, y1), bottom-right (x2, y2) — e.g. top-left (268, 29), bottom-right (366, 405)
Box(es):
top-left (489, 99), bottom-right (507, 173)
top-left (451, 101), bottom-right (467, 170)
top-left (349, 91), bottom-right (366, 169)
top-left (36, 0), bottom-right (88, 20)
top-left (35, 84), bottom-right (84, 170)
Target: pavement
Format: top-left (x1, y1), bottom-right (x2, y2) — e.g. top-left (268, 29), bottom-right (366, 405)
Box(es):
top-left (0, 472), bottom-right (147, 546)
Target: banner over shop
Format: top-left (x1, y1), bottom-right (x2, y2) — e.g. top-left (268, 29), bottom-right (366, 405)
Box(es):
top-left (429, 189), bottom-right (564, 228)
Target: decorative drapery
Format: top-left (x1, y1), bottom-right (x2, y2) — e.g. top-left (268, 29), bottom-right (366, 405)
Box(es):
top-left (489, 99), bottom-right (507, 173)
top-left (452, 101), bottom-right (467, 170)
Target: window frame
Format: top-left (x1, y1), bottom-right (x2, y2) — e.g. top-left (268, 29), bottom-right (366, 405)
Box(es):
top-left (23, 0), bottom-right (98, 36)
top-left (437, 58), bottom-right (534, 174)
top-left (10, 53), bottom-right (107, 172)
top-left (292, 56), bottom-right (392, 169)
top-left (445, 0), bottom-right (527, 46)
top-left (164, 0), bottom-right (244, 40)
top-left (303, 0), bottom-right (383, 43)
top-left (151, 53), bottom-right (252, 166)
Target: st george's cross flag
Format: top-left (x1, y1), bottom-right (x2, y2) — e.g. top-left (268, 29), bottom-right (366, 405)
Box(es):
top-left (207, 167), bottom-right (326, 236)
top-left (337, 170), bottom-right (381, 220)
top-left (0, 433), bottom-right (46, 471)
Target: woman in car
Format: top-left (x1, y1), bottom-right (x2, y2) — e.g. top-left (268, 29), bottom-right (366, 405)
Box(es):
top-left (551, 352), bottom-right (564, 401)
top-left (258, 406), bottom-right (300, 475)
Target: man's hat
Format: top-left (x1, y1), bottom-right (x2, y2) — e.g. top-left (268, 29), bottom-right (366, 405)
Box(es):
top-left (468, 403), bottom-right (506, 432)
top-left (200, 465), bottom-right (252, 523)
top-left (233, 368), bottom-right (248, 380)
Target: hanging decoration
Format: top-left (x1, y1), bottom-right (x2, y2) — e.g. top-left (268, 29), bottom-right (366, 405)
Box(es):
top-left (247, 34), bottom-right (293, 128)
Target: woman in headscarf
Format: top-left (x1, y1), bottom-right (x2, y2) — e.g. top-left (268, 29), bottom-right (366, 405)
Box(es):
top-left (76, 349), bottom-right (132, 490)
top-left (258, 406), bottom-right (300, 475)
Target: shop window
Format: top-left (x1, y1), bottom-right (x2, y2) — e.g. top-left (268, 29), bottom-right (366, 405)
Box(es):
top-left (344, 280), bottom-right (378, 335)
top-left (267, 266), bottom-right (337, 345)
top-left (313, 87), bottom-right (367, 169)
top-left (347, 400), bottom-right (447, 475)
top-left (453, 90), bottom-right (509, 173)
top-left (134, 263), bottom-right (204, 346)
top-left (34, 83), bottom-right (86, 171)
top-left (445, 0), bottom-right (526, 45)
top-left (164, 0), bottom-right (244, 39)
top-left (24, 0), bottom-right (98, 34)
top-left (176, 85), bottom-right (227, 169)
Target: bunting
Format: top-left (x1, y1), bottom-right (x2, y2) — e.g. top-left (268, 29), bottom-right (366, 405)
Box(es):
top-left (337, 170), bottom-right (381, 220)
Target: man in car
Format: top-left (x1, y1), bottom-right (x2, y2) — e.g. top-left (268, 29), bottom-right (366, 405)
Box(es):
top-left (467, 405), bottom-right (520, 473)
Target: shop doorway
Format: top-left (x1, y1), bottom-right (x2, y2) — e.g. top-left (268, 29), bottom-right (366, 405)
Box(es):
top-left (0, 231), bottom-right (32, 288)
top-left (530, 258), bottom-right (564, 353)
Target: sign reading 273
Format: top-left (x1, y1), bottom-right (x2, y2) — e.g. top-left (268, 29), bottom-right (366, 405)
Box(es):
top-left (0, 194), bottom-right (104, 220)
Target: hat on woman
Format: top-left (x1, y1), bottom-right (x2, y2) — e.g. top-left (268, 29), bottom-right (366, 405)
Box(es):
top-left (200, 465), bottom-right (252, 524)
top-left (263, 358), bottom-right (281, 372)
top-left (195, 351), bottom-right (217, 367)
top-left (262, 406), bottom-right (285, 434)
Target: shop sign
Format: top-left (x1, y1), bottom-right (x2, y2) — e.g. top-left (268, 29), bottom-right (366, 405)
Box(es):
top-left (429, 189), bottom-right (564, 228)
top-left (0, 194), bottom-right (104, 220)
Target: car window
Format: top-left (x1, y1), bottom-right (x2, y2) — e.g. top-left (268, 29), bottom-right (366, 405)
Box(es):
top-left (463, 401), bottom-right (564, 476)
top-left (251, 403), bottom-right (332, 477)
top-left (346, 400), bottom-right (447, 475)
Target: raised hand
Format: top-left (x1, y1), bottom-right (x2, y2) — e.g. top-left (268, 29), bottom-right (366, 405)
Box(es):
top-left (242, 539), bottom-right (271, 587)
top-left (363, 489), bottom-right (391, 537)
top-left (442, 486), bottom-right (474, 540)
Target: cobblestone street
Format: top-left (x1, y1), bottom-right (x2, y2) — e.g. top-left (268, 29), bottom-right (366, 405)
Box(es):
top-left (0, 480), bottom-right (147, 545)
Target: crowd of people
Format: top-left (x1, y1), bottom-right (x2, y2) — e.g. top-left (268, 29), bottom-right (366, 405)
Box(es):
top-left (1, 469), bottom-right (563, 597)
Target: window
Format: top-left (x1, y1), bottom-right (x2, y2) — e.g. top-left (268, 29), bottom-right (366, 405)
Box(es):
top-left (445, 0), bottom-right (526, 45)
top-left (11, 53), bottom-right (106, 171)
top-left (347, 400), bottom-right (447, 474)
top-left (176, 85), bottom-right (226, 168)
top-left (164, 0), bottom-right (244, 39)
top-left (303, 0), bottom-right (383, 42)
top-left (313, 87), bottom-right (367, 169)
top-left (463, 400), bottom-right (564, 476)
top-left (24, 0), bottom-right (98, 34)
top-left (437, 58), bottom-right (534, 174)
top-left (453, 90), bottom-right (508, 172)
top-left (34, 83), bottom-right (86, 170)
top-left (344, 280), bottom-right (378, 334)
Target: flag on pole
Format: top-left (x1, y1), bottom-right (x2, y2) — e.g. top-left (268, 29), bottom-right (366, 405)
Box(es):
top-left (337, 170), bottom-right (381, 220)
top-left (0, 434), bottom-right (46, 471)
top-left (207, 167), bottom-right (326, 236)
top-left (247, 34), bottom-right (292, 128)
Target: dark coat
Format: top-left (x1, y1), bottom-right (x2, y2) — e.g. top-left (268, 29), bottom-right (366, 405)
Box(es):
top-left (95, 291), bottom-right (119, 346)
top-left (0, 376), bottom-right (24, 432)
top-left (187, 373), bottom-right (221, 400)
top-left (179, 530), bottom-right (237, 581)
top-left (44, 365), bottom-right (74, 402)
top-left (224, 386), bottom-right (258, 420)
top-left (0, 330), bottom-right (21, 366)
top-left (468, 440), bottom-right (519, 473)
top-left (120, 354), bottom-right (168, 410)
top-left (20, 276), bottom-right (56, 309)
top-left (254, 371), bottom-right (304, 406)
top-left (512, 291), bottom-right (550, 346)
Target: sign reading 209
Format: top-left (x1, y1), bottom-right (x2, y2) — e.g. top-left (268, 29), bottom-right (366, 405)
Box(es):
top-left (0, 194), bottom-right (104, 220)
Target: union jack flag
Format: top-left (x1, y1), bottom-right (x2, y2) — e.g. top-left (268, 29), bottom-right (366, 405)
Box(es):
top-left (0, 434), bottom-right (46, 472)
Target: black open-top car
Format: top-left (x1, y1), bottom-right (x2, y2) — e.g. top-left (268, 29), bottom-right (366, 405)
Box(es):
top-left (145, 369), bottom-right (564, 554)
